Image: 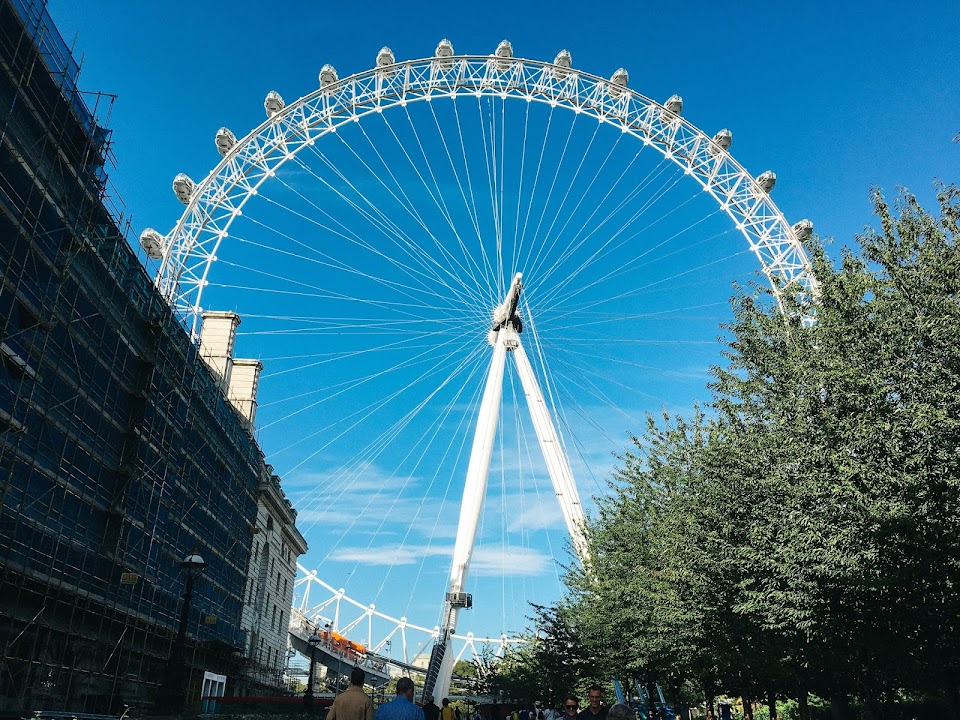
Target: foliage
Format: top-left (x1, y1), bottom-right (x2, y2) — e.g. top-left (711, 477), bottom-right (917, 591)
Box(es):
top-left (562, 185), bottom-right (960, 719)
top-left (488, 604), bottom-right (596, 708)
top-left (451, 656), bottom-right (498, 697)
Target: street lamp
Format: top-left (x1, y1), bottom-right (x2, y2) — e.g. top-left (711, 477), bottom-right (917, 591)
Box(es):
top-left (304, 629), bottom-right (321, 709)
top-left (326, 622), bottom-right (344, 695)
top-left (155, 551), bottom-right (207, 715)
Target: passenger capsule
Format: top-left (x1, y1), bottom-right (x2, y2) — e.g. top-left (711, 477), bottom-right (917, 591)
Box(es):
top-left (793, 219), bottom-right (814, 242)
top-left (215, 127), bottom-right (237, 156)
top-left (172, 173), bottom-right (195, 204)
top-left (609, 68), bottom-right (629, 98)
top-left (140, 228), bottom-right (165, 260)
top-left (435, 38), bottom-right (454, 70)
top-left (319, 64), bottom-right (339, 91)
top-left (376, 47), bottom-right (396, 76)
top-left (493, 39), bottom-right (513, 71)
top-left (663, 94), bottom-right (683, 118)
top-left (264, 91), bottom-right (285, 117)
top-left (553, 49), bottom-right (572, 79)
top-left (757, 170), bottom-right (777, 193)
top-left (710, 128), bottom-right (732, 156)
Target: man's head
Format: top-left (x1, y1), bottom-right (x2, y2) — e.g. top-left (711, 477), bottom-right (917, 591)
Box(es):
top-left (607, 705), bottom-right (632, 720)
top-left (426, 695), bottom-right (435, 705)
top-left (564, 696), bottom-right (579, 716)
top-left (396, 677), bottom-right (415, 700)
top-left (350, 667), bottom-right (365, 687)
top-left (443, 699), bottom-right (450, 706)
top-left (587, 686), bottom-right (603, 712)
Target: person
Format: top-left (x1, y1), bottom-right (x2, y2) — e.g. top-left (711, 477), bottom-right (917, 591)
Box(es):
top-left (605, 705), bottom-right (632, 720)
top-left (328, 667), bottom-right (374, 720)
top-left (577, 686), bottom-right (607, 720)
top-left (375, 677), bottom-right (425, 720)
top-left (455, 708), bottom-right (463, 720)
top-left (562, 696), bottom-right (580, 720)
top-left (441, 698), bottom-right (456, 720)
top-left (423, 695), bottom-right (441, 720)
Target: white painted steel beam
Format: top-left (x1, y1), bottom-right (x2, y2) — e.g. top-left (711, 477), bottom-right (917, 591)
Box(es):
top-left (512, 339), bottom-right (589, 563)
top-left (433, 326), bottom-right (510, 701)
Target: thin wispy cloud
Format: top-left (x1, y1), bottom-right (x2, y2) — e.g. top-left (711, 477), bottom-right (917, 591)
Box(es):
top-left (334, 542), bottom-right (454, 565)
top-left (470, 546), bottom-right (552, 577)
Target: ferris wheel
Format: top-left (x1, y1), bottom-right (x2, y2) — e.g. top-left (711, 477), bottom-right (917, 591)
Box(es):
top-left (142, 40), bottom-right (815, 699)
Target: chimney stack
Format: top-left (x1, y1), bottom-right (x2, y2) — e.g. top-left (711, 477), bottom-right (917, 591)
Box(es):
top-left (199, 311), bottom-right (241, 392)
top-left (229, 358), bottom-right (263, 431)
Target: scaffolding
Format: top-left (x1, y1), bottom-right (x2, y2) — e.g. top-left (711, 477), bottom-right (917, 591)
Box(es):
top-left (0, 0), bottom-right (274, 712)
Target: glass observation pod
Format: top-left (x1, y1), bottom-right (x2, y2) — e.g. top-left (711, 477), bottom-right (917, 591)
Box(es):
top-left (264, 90), bottom-right (285, 117)
top-left (434, 39), bottom-right (454, 70)
top-left (553, 49), bottom-right (572, 79)
top-left (215, 127), bottom-right (237, 157)
top-left (608, 68), bottom-right (628, 98)
top-left (172, 173), bottom-right (195, 205)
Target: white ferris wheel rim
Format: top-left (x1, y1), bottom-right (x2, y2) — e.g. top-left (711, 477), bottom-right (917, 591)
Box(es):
top-left (148, 47), bottom-right (819, 658)
top-left (154, 52), bottom-right (816, 333)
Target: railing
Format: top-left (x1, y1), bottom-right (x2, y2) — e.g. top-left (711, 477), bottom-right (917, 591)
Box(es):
top-left (9, 0), bottom-right (106, 151)
top-left (289, 615), bottom-right (387, 674)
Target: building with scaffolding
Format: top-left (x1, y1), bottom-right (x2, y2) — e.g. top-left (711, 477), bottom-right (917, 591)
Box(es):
top-left (0, 0), bottom-right (306, 713)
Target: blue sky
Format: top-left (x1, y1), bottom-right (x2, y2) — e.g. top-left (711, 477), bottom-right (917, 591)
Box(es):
top-left (47, 0), bottom-right (958, 659)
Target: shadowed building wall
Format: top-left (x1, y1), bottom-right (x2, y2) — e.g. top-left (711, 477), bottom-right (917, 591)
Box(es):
top-left (0, 0), bottom-right (306, 712)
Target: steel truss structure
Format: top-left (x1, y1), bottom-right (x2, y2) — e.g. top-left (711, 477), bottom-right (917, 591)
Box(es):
top-left (151, 51), bottom-right (817, 330)
top-left (147, 42), bottom-right (819, 700)
top-left (294, 565), bottom-right (521, 665)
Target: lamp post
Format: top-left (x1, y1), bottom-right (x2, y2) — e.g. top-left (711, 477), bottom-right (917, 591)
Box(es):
top-left (304, 628), bottom-right (321, 709)
top-left (156, 551), bottom-right (207, 715)
top-left (326, 622), bottom-right (343, 695)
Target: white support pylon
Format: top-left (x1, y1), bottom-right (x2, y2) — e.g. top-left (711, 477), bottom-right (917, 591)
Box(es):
top-left (512, 340), bottom-right (589, 563)
top-left (429, 272), bottom-right (587, 701)
top-left (431, 324), bottom-right (510, 701)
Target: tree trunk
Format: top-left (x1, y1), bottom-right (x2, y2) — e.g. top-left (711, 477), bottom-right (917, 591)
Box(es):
top-left (767, 690), bottom-right (777, 720)
top-left (829, 697), bottom-right (850, 720)
top-left (946, 682), bottom-right (960, 720)
top-left (705, 692), bottom-right (716, 720)
top-left (858, 677), bottom-right (888, 720)
top-left (797, 690), bottom-right (810, 720)
top-left (742, 697), bottom-right (753, 720)
top-left (861, 698), bottom-right (880, 720)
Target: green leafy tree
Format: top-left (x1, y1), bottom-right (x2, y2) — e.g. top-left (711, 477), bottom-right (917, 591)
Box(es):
top-left (489, 604), bottom-right (594, 708)
top-left (566, 184), bottom-right (960, 719)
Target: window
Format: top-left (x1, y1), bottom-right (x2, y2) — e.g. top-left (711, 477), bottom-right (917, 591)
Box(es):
top-left (201, 671), bottom-right (227, 714)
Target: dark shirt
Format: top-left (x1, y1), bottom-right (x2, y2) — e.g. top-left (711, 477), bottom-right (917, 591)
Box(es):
top-left (424, 703), bottom-right (441, 720)
top-left (375, 696), bottom-right (426, 720)
top-left (577, 708), bottom-right (607, 720)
